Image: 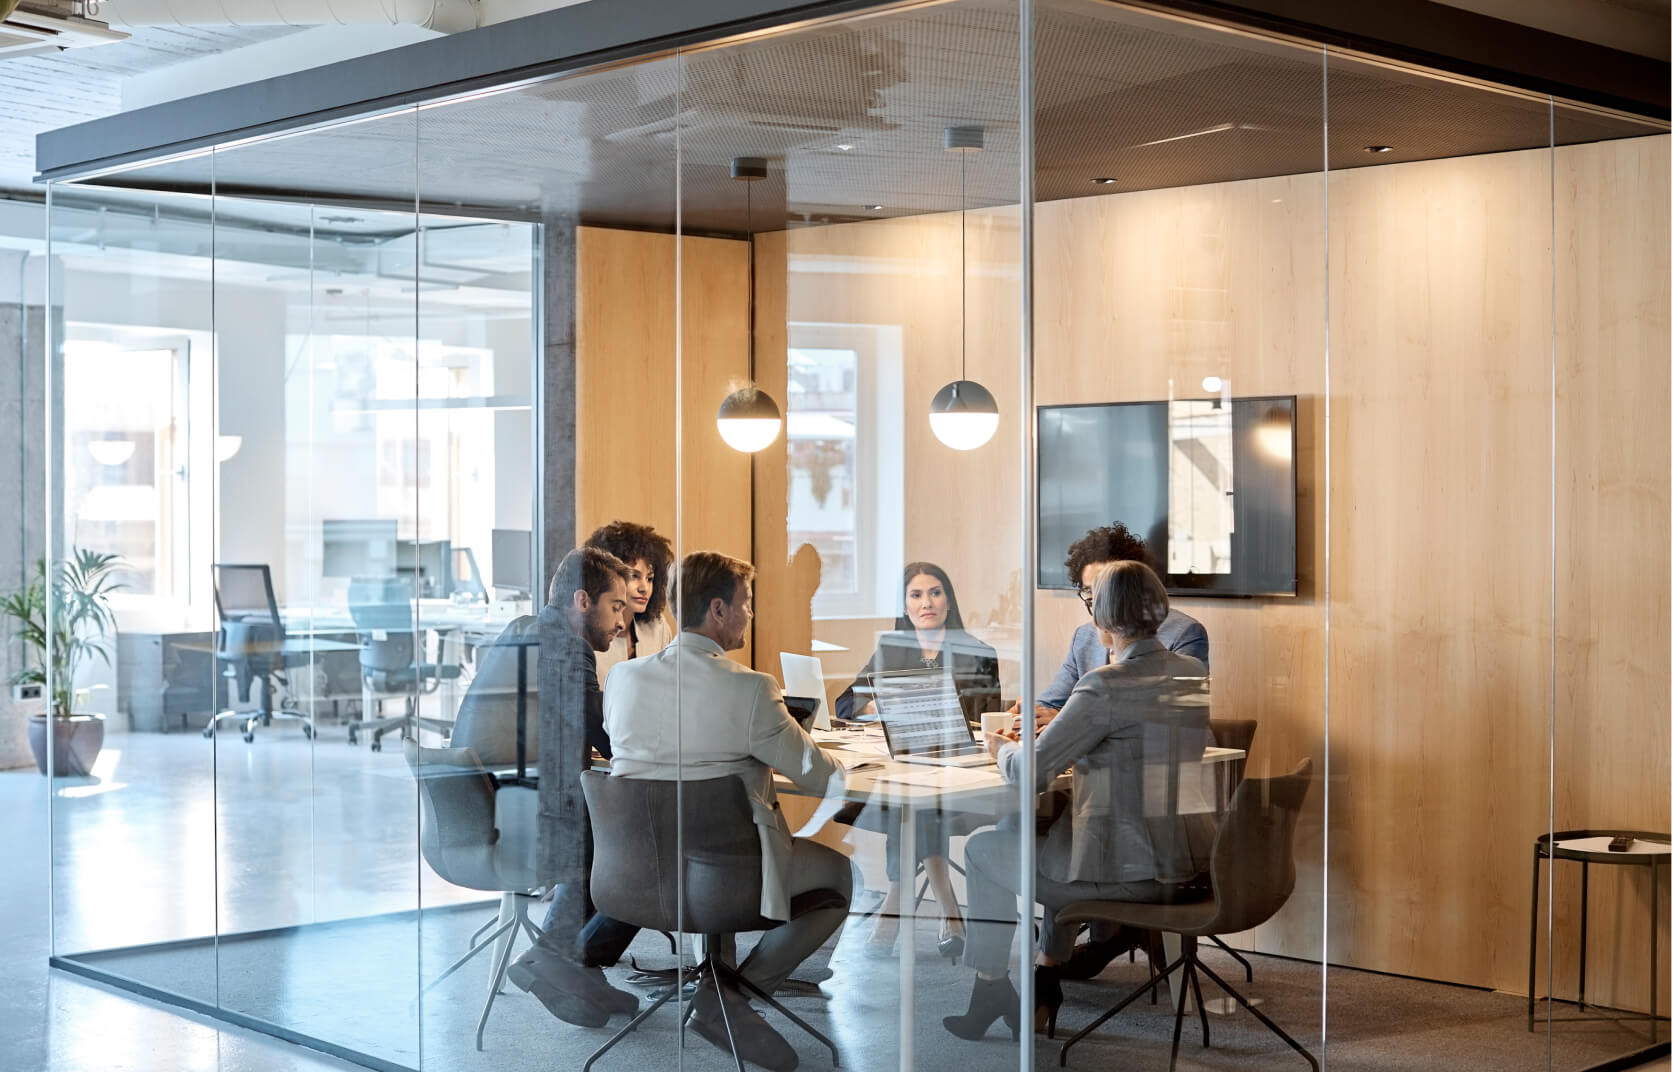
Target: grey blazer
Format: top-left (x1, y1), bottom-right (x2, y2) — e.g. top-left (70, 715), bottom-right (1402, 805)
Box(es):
top-left (1038, 610), bottom-right (1209, 709)
top-left (604, 631), bottom-right (842, 921)
top-left (999, 638), bottom-right (1215, 887)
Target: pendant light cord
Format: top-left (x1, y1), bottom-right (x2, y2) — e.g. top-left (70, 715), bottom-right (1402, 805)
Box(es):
top-left (960, 146), bottom-right (967, 383)
top-left (747, 179), bottom-right (756, 385)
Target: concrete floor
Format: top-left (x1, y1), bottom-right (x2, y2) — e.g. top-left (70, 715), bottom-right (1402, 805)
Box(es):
top-left (4, 723), bottom-right (1666, 1072)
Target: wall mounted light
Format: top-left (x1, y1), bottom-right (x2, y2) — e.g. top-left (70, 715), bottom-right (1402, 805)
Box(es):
top-left (929, 125), bottom-right (1000, 452)
top-left (716, 157), bottom-right (783, 454)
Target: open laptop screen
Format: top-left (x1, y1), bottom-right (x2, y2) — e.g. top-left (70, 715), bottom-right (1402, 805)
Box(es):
top-left (873, 669), bottom-right (974, 756)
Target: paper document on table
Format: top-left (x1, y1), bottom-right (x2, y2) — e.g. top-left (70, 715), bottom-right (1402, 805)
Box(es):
top-left (874, 765), bottom-right (996, 790)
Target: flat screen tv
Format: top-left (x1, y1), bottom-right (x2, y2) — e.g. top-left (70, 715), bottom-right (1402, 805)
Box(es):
top-left (1037, 396), bottom-right (1297, 597)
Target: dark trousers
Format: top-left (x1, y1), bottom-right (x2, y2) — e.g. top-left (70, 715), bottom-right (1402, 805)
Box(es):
top-left (540, 880), bottom-right (640, 966)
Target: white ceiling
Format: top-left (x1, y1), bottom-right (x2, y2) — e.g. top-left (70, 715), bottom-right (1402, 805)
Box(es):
top-left (0, 0), bottom-right (1664, 200)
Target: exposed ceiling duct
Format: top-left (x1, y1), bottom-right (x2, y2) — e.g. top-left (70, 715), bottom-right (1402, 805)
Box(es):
top-left (90, 0), bottom-right (478, 33)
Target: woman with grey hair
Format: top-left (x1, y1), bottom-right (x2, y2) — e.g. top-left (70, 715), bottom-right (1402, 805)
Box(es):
top-left (943, 560), bottom-right (1215, 1042)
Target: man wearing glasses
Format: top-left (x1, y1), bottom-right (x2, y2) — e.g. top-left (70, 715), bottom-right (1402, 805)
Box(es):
top-left (1012, 522), bottom-right (1209, 731)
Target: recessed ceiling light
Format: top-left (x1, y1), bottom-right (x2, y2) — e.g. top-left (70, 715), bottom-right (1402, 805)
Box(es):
top-left (865, 204), bottom-right (883, 211)
top-left (1091, 177), bottom-right (1117, 185)
top-left (836, 143), bottom-right (854, 152)
top-left (1364, 145), bottom-right (1393, 153)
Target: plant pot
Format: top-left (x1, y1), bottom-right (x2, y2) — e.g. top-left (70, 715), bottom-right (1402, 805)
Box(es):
top-left (28, 713), bottom-right (105, 777)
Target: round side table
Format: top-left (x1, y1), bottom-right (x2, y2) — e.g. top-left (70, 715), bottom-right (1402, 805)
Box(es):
top-left (1528, 829), bottom-right (1670, 1034)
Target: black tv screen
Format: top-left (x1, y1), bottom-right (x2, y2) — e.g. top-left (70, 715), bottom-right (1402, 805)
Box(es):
top-left (1037, 396), bottom-right (1297, 597)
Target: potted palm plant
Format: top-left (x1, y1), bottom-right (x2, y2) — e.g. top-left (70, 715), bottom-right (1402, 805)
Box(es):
top-left (3, 549), bottom-right (124, 776)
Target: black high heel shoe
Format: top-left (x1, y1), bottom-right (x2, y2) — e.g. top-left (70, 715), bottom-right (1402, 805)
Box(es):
top-left (943, 974), bottom-right (1021, 1041)
top-left (1035, 965), bottom-right (1064, 1038)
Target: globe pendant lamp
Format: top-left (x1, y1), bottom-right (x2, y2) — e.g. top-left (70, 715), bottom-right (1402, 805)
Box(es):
top-left (930, 125), bottom-right (999, 451)
top-left (716, 157), bottom-right (783, 454)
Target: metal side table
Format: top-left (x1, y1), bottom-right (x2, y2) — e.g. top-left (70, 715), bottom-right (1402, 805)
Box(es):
top-left (1528, 829), bottom-right (1670, 1035)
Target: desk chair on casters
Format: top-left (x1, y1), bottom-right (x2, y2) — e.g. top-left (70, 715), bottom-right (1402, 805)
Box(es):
top-left (1054, 757), bottom-right (1317, 1072)
top-left (346, 577), bottom-right (461, 751)
top-left (405, 741), bottom-right (543, 1050)
top-left (579, 771), bottom-right (843, 1072)
top-left (202, 564), bottom-right (315, 743)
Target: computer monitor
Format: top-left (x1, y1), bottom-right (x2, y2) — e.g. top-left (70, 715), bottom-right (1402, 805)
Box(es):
top-left (213, 563), bottom-right (280, 624)
top-left (321, 519), bottom-right (398, 580)
top-left (396, 539), bottom-right (451, 598)
top-left (492, 528), bottom-right (533, 598)
top-left (450, 547), bottom-right (488, 602)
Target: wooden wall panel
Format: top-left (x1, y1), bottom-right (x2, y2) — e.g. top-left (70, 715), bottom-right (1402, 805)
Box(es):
top-left (1325, 148), bottom-right (1559, 994)
top-left (1549, 134), bottom-right (1671, 1014)
top-left (574, 227), bottom-right (753, 662)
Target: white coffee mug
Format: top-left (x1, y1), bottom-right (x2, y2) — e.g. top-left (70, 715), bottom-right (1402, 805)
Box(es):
top-left (980, 711), bottom-right (1010, 738)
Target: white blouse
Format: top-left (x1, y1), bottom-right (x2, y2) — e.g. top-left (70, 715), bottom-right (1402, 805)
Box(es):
top-left (596, 611), bottom-right (675, 686)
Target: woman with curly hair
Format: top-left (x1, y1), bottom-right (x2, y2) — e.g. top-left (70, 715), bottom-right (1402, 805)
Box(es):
top-left (585, 520), bottom-right (675, 685)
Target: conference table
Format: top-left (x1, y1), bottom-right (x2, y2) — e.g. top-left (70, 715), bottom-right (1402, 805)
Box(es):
top-left (780, 725), bottom-right (1245, 1070)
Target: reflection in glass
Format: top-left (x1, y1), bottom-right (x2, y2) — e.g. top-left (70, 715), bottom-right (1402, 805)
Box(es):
top-left (1166, 398), bottom-right (1234, 578)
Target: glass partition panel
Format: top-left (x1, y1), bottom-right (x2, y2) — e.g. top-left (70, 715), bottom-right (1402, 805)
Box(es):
top-left (1031, 4), bottom-right (1325, 1069)
top-left (1547, 103), bottom-right (1671, 1067)
top-left (1322, 50), bottom-right (1563, 1069)
top-left (204, 107), bottom-right (423, 1065)
top-left (47, 177), bottom-right (221, 1009)
top-left (678, 2), bottom-right (1027, 1067)
top-left (411, 49), bottom-right (680, 1072)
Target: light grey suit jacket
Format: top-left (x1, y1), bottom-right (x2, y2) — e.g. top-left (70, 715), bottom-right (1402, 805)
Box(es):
top-left (604, 631), bottom-right (842, 921)
top-left (999, 638), bottom-right (1215, 887)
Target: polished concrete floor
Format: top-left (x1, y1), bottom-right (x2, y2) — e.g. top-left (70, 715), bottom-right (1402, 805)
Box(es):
top-left (5, 724), bottom-right (1665, 1071)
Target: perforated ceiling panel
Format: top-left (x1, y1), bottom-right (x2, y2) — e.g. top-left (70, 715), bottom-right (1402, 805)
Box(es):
top-left (74, 0), bottom-right (1665, 235)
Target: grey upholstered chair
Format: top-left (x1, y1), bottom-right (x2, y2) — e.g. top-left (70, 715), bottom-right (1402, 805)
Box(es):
top-left (405, 741), bottom-right (542, 1051)
top-left (347, 577), bottom-right (460, 751)
top-left (578, 771), bottom-right (844, 1072)
top-left (1054, 757), bottom-right (1317, 1072)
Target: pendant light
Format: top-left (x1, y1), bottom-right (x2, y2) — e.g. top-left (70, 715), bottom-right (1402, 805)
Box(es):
top-left (716, 156), bottom-right (783, 454)
top-left (930, 125), bottom-right (1000, 451)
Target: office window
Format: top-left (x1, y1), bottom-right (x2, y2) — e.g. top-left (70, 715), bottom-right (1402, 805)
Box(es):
top-left (786, 324), bottom-right (904, 618)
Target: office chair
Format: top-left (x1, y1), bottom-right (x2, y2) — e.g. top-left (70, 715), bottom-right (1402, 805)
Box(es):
top-left (579, 772), bottom-right (844, 1072)
top-left (405, 741), bottom-right (542, 1050)
top-left (202, 563), bottom-right (315, 742)
top-left (346, 577), bottom-right (460, 751)
top-left (1054, 758), bottom-right (1317, 1071)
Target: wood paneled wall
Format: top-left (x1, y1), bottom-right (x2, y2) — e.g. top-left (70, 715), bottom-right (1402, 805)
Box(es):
top-left (745, 135), bottom-right (1670, 1011)
top-left (579, 135), bottom-right (1669, 1011)
top-left (574, 227), bottom-right (754, 662)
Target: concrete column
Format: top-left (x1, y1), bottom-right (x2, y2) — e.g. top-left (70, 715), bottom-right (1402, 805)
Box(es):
top-left (0, 251), bottom-right (51, 767)
top-left (535, 210), bottom-right (580, 879)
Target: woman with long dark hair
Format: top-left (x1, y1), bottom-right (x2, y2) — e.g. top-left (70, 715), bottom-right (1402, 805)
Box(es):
top-left (833, 561), bottom-right (1001, 958)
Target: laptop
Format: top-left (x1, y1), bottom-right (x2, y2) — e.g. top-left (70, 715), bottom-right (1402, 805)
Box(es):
top-left (872, 668), bottom-right (993, 767)
top-left (780, 652), bottom-right (832, 730)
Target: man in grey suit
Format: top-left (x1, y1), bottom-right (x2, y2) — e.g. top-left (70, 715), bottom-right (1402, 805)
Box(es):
top-left (1010, 523), bottom-right (1209, 979)
top-left (605, 550), bottom-right (852, 1072)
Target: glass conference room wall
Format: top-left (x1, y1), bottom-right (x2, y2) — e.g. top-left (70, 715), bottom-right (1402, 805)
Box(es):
top-left (41, 1), bottom-right (1668, 1070)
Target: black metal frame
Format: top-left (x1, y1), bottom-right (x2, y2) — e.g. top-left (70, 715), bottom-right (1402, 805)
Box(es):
top-left (33, 0), bottom-right (1668, 185)
top-left (583, 939), bottom-right (841, 1072)
top-left (1057, 935), bottom-right (1319, 1071)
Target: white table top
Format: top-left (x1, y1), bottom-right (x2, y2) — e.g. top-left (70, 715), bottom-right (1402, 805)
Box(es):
top-left (781, 725), bottom-right (1244, 813)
